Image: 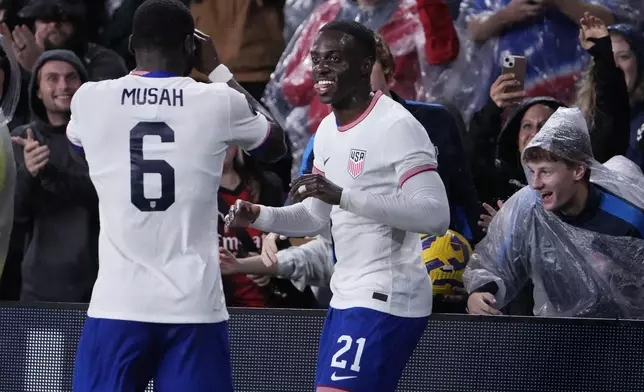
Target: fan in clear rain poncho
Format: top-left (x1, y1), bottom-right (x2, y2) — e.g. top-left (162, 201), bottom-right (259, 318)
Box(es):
top-left (464, 107), bottom-right (644, 319)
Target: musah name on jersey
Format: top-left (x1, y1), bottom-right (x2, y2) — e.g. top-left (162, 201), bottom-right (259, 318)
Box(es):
top-left (121, 88), bottom-right (184, 107)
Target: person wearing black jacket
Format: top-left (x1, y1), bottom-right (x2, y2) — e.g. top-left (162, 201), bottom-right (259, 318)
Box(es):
top-left (9, 49), bottom-right (98, 302)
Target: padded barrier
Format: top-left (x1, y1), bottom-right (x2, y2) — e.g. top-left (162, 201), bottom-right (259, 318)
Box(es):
top-left (1, 303), bottom-right (643, 391)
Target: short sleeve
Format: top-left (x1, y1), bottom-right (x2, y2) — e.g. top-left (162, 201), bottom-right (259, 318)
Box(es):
top-left (226, 87), bottom-right (270, 152)
top-left (388, 117), bottom-right (438, 188)
top-left (66, 85), bottom-right (85, 152)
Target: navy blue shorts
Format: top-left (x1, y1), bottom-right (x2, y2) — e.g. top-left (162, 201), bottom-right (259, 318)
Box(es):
top-left (73, 317), bottom-right (233, 392)
top-left (315, 307), bottom-right (428, 392)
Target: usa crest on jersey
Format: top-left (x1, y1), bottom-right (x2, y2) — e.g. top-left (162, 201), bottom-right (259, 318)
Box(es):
top-left (348, 149), bottom-right (366, 178)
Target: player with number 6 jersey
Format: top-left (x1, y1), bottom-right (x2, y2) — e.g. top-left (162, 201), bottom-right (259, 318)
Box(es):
top-left (67, 1), bottom-right (286, 391)
top-left (224, 21), bottom-right (450, 392)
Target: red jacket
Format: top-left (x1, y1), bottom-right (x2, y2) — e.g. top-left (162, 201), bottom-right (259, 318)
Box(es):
top-left (280, 0), bottom-right (459, 134)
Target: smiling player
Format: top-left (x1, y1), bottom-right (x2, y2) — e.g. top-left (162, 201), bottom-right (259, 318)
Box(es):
top-left (225, 20), bottom-right (450, 392)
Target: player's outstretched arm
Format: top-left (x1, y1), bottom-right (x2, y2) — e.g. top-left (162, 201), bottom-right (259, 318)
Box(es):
top-left (224, 197), bottom-right (332, 238)
top-left (194, 29), bottom-right (286, 163)
top-left (219, 236), bottom-right (333, 288)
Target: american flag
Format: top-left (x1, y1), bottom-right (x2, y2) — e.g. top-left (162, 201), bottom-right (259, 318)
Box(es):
top-left (348, 149), bottom-right (366, 178)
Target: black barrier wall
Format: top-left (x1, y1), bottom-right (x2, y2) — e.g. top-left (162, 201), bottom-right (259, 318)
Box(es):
top-left (1, 303), bottom-right (644, 392)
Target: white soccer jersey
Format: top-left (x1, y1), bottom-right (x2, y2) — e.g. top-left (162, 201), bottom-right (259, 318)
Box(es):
top-left (312, 91), bottom-right (437, 318)
top-left (67, 74), bottom-right (269, 323)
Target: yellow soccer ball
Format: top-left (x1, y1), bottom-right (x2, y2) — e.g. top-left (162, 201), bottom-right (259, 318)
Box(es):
top-left (421, 230), bottom-right (472, 296)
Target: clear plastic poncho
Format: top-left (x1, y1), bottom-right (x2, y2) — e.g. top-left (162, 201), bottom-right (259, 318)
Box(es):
top-left (464, 107), bottom-right (644, 319)
top-left (284, 0), bottom-right (326, 42)
top-left (264, 0), bottom-right (465, 178)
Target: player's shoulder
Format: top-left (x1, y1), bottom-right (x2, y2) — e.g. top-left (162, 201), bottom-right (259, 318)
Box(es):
top-left (186, 81), bottom-right (243, 106)
top-left (313, 112), bottom-right (337, 148)
top-left (72, 75), bottom-right (133, 101)
top-left (374, 93), bottom-right (416, 124)
top-left (318, 111), bottom-right (337, 132)
top-left (374, 94), bottom-right (425, 132)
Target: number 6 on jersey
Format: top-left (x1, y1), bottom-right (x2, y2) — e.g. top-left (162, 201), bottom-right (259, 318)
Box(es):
top-left (130, 122), bottom-right (176, 212)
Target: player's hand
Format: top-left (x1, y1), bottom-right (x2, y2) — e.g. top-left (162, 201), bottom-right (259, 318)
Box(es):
top-left (490, 73), bottom-right (525, 108)
top-left (289, 174), bottom-right (343, 205)
top-left (223, 199), bottom-right (261, 233)
top-left (478, 200), bottom-right (504, 232)
top-left (262, 232), bottom-right (287, 267)
top-left (579, 12), bottom-right (608, 51)
top-left (500, 0), bottom-right (546, 24)
top-left (193, 29), bottom-right (221, 75)
top-left (12, 25), bottom-right (42, 71)
top-left (467, 292), bottom-right (503, 315)
top-left (219, 247), bottom-right (241, 275)
top-left (12, 128), bottom-right (49, 177)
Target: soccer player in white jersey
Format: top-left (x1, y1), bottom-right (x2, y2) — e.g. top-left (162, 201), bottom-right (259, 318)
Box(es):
top-left (225, 20), bottom-right (450, 392)
top-left (67, 0), bottom-right (286, 390)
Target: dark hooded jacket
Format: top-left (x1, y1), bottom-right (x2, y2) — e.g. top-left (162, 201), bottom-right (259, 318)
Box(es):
top-left (11, 50), bottom-right (99, 302)
top-left (466, 97), bottom-right (567, 206)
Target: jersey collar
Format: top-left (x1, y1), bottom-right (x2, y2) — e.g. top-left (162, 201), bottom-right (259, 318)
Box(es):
top-left (130, 70), bottom-right (178, 78)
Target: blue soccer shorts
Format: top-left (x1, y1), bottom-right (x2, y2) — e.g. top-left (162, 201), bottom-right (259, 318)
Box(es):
top-left (73, 317), bottom-right (234, 392)
top-left (315, 307), bottom-right (428, 392)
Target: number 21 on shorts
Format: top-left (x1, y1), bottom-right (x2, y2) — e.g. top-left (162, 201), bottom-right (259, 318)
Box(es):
top-left (331, 335), bottom-right (366, 373)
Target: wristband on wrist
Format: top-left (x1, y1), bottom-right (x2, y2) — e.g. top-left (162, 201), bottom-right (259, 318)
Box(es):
top-left (208, 64), bottom-right (233, 83)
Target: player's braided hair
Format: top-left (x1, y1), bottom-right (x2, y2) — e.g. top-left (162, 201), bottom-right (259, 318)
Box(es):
top-left (131, 0), bottom-right (194, 53)
top-left (319, 20), bottom-right (377, 63)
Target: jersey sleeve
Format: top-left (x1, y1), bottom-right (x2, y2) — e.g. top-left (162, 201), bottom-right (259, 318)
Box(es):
top-left (388, 117), bottom-right (438, 188)
top-left (66, 85), bottom-right (85, 152)
top-left (226, 87), bottom-right (270, 152)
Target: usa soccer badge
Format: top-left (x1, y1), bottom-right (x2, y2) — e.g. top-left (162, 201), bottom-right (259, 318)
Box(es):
top-left (348, 149), bottom-right (366, 178)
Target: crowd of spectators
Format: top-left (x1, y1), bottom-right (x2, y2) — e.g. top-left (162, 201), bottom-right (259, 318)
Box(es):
top-left (0, 0), bottom-right (642, 319)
